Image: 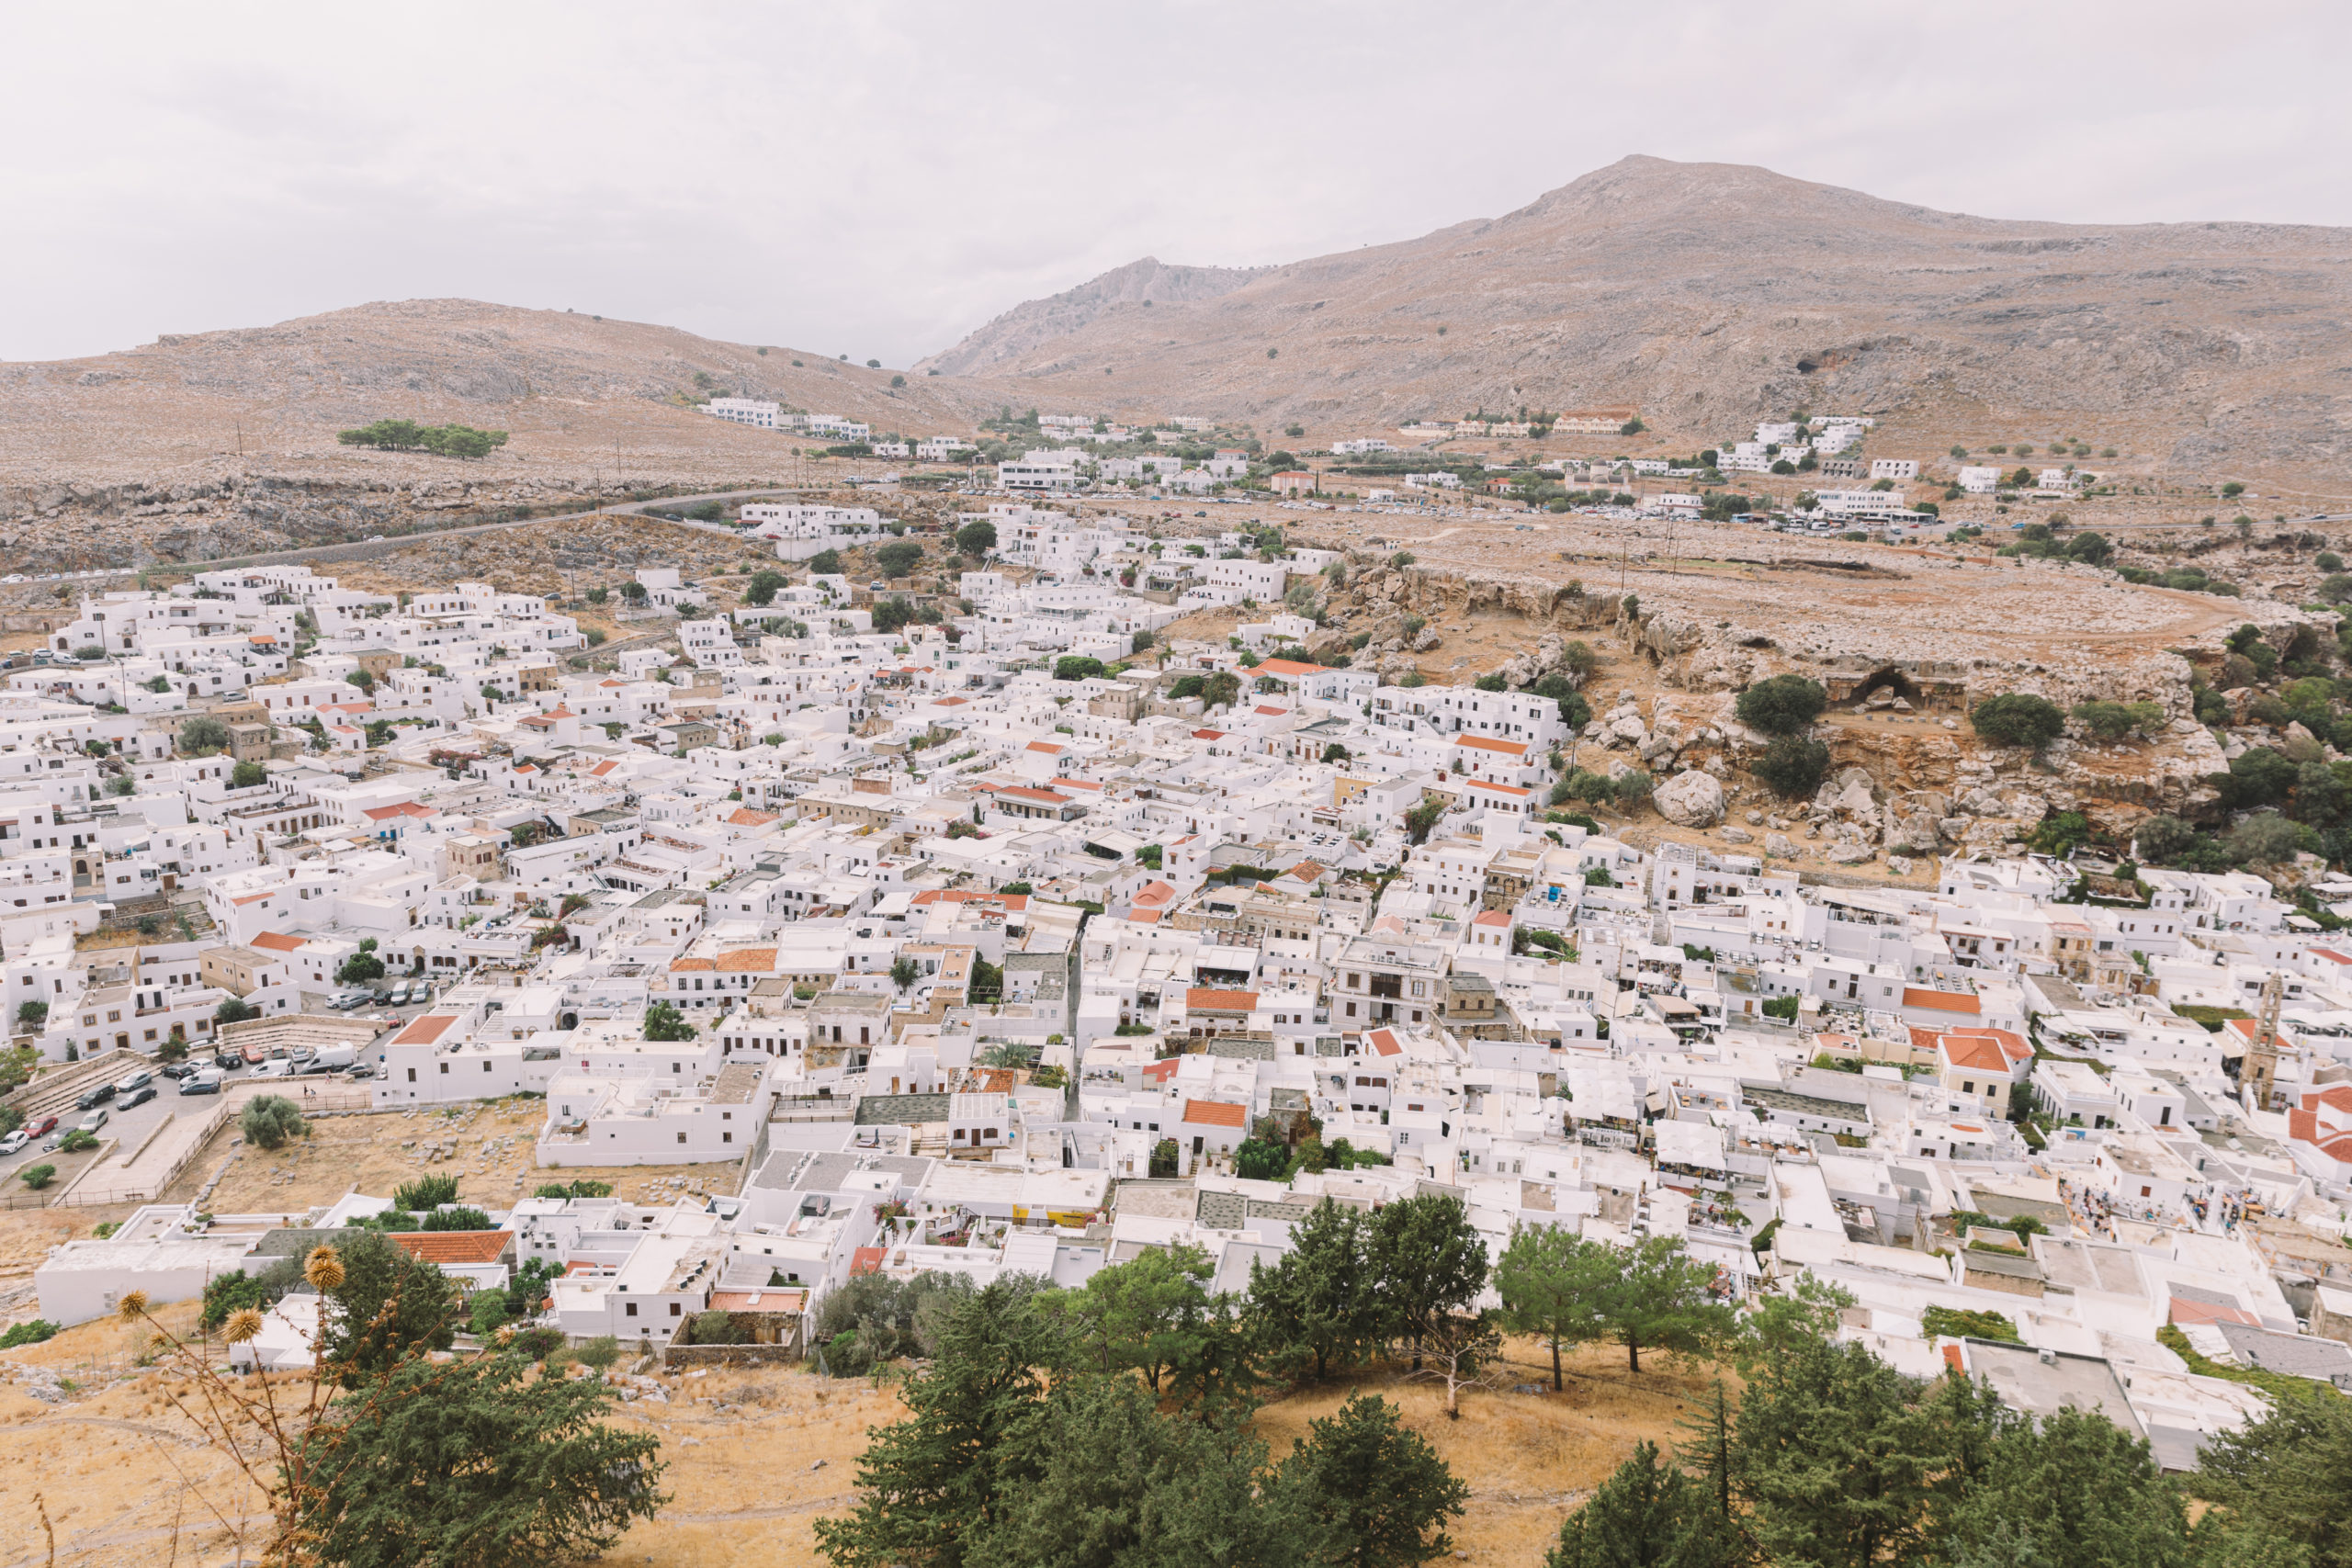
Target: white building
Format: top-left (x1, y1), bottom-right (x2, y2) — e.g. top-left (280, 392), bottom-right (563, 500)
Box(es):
top-left (705, 399), bottom-right (781, 430)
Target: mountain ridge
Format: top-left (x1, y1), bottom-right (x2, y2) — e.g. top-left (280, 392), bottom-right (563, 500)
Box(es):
top-left (920, 154), bottom-right (2352, 479)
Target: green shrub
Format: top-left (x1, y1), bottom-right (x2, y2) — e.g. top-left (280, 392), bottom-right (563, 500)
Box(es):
top-left (17, 1163), bottom-right (56, 1190)
top-left (574, 1336), bottom-right (623, 1371)
top-left (394, 1174), bottom-right (460, 1212)
top-left (0, 1318), bottom-right (56, 1348)
top-left (1753, 735), bottom-right (1829, 799)
top-left (239, 1095), bottom-right (308, 1150)
top-left (424, 1206), bottom-right (496, 1232)
top-left (1736, 675), bottom-right (1827, 736)
top-left (1969, 693), bottom-right (2066, 750)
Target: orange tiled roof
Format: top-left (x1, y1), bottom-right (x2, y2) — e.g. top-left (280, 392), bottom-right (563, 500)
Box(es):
top-left (248, 931), bottom-right (305, 953)
top-left (390, 1231), bottom-right (513, 1265)
top-left (1185, 987), bottom-right (1259, 1012)
top-left (391, 1013), bottom-right (458, 1046)
top-left (716, 948), bottom-right (777, 973)
top-left (1182, 1099), bottom-right (1248, 1128)
top-left (1902, 987), bottom-right (1980, 1014)
top-left (670, 956), bottom-right (716, 972)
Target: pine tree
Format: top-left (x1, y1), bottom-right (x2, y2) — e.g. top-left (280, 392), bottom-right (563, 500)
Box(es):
top-left (1270, 1393), bottom-right (1470, 1568)
top-left (813, 1277), bottom-right (1069, 1568)
top-left (1545, 1442), bottom-right (1739, 1568)
top-left (1246, 1199), bottom-right (1375, 1381)
top-left (961, 1375), bottom-right (1276, 1568)
top-left (1494, 1224), bottom-right (1618, 1389)
top-left (1365, 1193), bottom-right (1487, 1370)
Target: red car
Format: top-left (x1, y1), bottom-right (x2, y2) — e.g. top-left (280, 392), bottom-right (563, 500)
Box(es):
top-left (23, 1115), bottom-right (57, 1140)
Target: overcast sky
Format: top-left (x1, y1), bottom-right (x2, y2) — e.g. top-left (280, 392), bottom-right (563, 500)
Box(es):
top-left (5, 1), bottom-right (2347, 367)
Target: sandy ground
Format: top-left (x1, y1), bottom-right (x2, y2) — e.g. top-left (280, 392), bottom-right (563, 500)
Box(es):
top-left (0, 1314), bottom-right (1703, 1568)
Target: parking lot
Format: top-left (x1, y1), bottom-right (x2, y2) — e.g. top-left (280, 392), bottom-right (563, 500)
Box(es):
top-left (0, 987), bottom-right (447, 1198)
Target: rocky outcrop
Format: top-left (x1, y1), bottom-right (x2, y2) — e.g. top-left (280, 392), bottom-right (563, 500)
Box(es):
top-left (1653, 770), bottom-right (1726, 827)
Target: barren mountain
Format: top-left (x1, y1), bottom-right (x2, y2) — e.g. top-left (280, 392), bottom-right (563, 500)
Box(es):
top-left (0, 298), bottom-right (993, 494)
top-left (925, 155), bottom-right (2352, 482)
top-left (916, 256), bottom-right (1271, 378)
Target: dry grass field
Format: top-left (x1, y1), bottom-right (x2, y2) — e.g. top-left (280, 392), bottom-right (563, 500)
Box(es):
top-left (0, 1304), bottom-right (1702, 1568)
top-left (158, 1095), bottom-right (744, 1216)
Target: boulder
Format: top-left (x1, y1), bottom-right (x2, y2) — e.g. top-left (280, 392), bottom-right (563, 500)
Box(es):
top-left (1721, 826), bottom-right (1754, 844)
top-left (1887, 854), bottom-right (1915, 875)
top-left (1653, 770), bottom-right (1726, 828)
top-left (1827, 842), bottom-right (1877, 864)
top-left (1886, 815), bottom-right (1941, 855)
top-left (1608, 713), bottom-right (1648, 744)
top-left (1765, 832), bottom-right (1796, 858)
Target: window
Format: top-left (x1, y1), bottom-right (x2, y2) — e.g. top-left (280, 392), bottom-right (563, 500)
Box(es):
top-left (677, 1132), bottom-right (687, 1144)
top-left (626, 1303), bottom-right (638, 1317)
top-left (439, 1062), bottom-right (448, 1075)
top-left (670, 1303), bottom-right (682, 1316)
top-left (406, 1067), bottom-right (417, 1082)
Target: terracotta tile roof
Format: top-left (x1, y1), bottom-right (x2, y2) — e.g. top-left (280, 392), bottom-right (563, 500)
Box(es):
top-left (1454, 736), bottom-right (1529, 756)
top-left (1025, 740), bottom-right (1064, 753)
top-left (249, 931), bottom-right (305, 953)
top-left (1368, 1028), bottom-right (1403, 1056)
top-left (850, 1247), bottom-right (886, 1278)
top-left (716, 948), bottom-right (777, 973)
top-left (1472, 909), bottom-right (1510, 927)
top-left (670, 956), bottom-right (716, 972)
top-left (911, 889), bottom-right (1030, 912)
top-left (1947, 1027), bottom-right (2031, 1064)
top-left (1192, 729), bottom-right (1225, 740)
top-left (1902, 987), bottom-right (1980, 1014)
top-left (708, 1288), bottom-right (808, 1314)
top-left (1467, 780), bottom-right (1531, 796)
top-left (392, 1013), bottom-right (459, 1047)
top-left (727, 807), bottom-right (780, 827)
top-left (1939, 1034), bottom-right (2013, 1075)
top-left (362, 802), bottom-right (434, 820)
top-left (389, 1230), bottom-right (513, 1265)
top-left (1255, 659), bottom-right (1326, 677)
top-left (2169, 1296), bottom-right (2259, 1327)
top-left (1182, 1099), bottom-right (1248, 1129)
top-left (1185, 987), bottom-right (1259, 1012)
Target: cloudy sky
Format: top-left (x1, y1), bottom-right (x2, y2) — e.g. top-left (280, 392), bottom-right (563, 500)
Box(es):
top-left (5, 1), bottom-right (2346, 367)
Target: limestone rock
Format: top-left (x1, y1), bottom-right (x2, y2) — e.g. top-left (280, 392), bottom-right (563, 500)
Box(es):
top-left (1745, 810), bottom-right (1766, 826)
top-left (1765, 832), bottom-right (1796, 858)
top-left (1721, 826), bottom-right (1753, 844)
top-left (1653, 769), bottom-right (1726, 828)
top-left (1887, 854), bottom-right (1915, 875)
top-left (1827, 842), bottom-right (1877, 864)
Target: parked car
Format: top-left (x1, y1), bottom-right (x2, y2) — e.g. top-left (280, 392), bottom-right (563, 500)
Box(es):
top-left (113, 1067), bottom-right (153, 1094)
top-left (75, 1108), bottom-right (108, 1134)
top-left (214, 1049), bottom-right (245, 1072)
top-left (118, 1084), bottom-right (157, 1110)
top-left (179, 1068), bottom-right (225, 1096)
top-left (328, 988), bottom-right (372, 1010)
top-left (0, 1130), bottom-right (28, 1156)
top-left (75, 1083), bottom-right (116, 1111)
top-left (248, 1058), bottom-right (295, 1079)
top-left (160, 1062), bottom-right (197, 1079)
top-left (241, 1040), bottom-right (271, 1065)
top-left (23, 1115), bottom-right (57, 1141)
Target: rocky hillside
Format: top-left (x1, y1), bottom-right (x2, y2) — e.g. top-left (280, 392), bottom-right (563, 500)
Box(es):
top-left (916, 257), bottom-right (1271, 378)
top-left (921, 155), bottom-right (2352, 483)
top-left (0, 299), bottom-right (996, 497)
